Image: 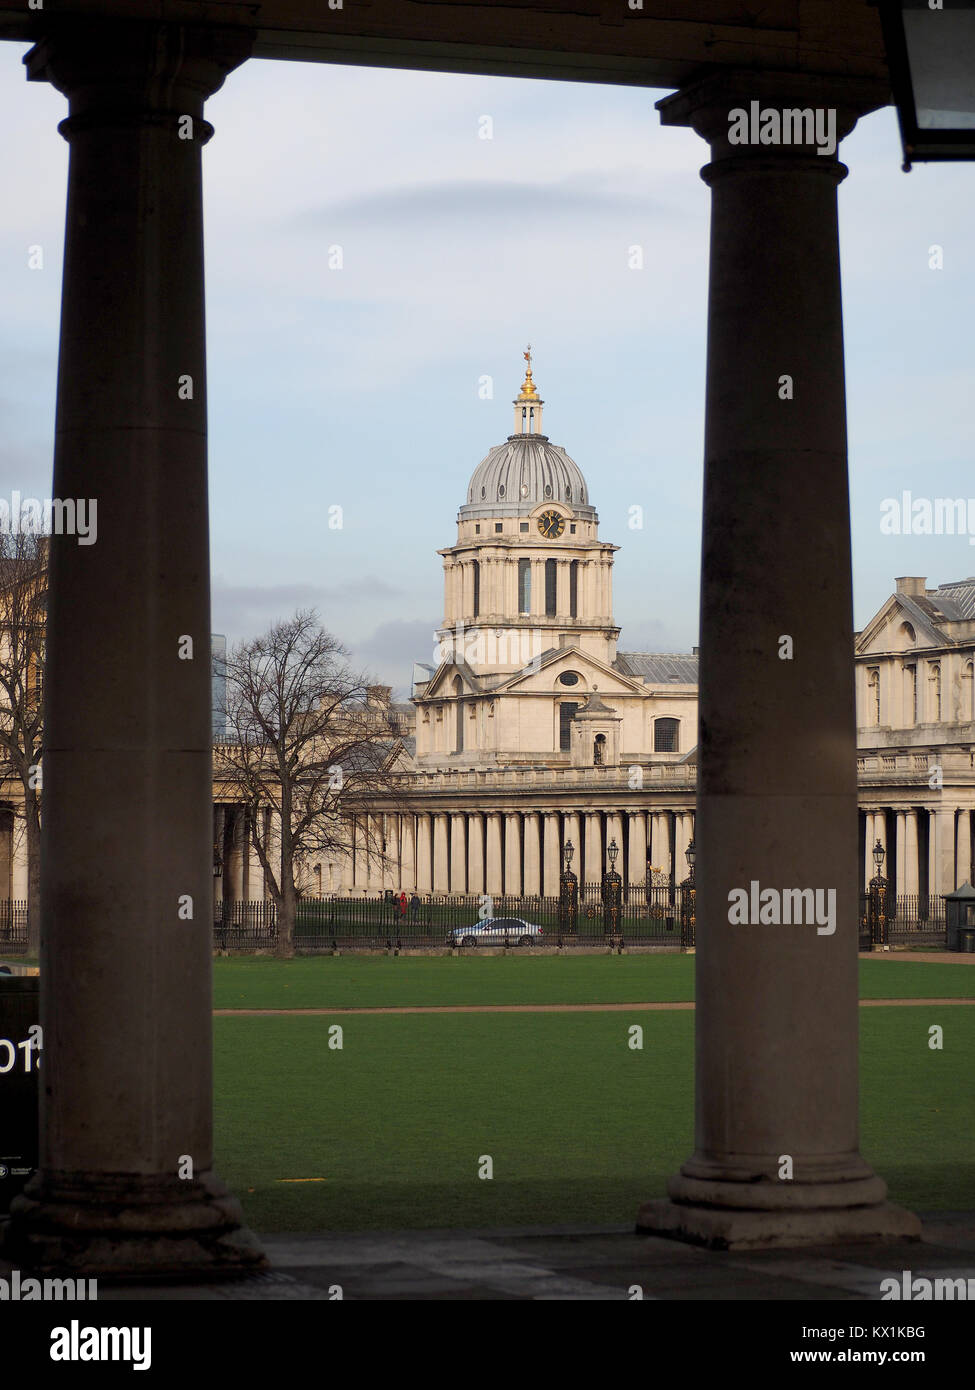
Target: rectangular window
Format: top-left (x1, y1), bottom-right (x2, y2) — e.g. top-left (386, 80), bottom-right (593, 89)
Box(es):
top-left (518, 558), bottom-right (531, 614)
top-left (569, 560), bottom-right (578, 618)
top-left (472, 560), bottom-right (480, 618)
top-left (559, 701), bottom-right (578, 752)
top-left (545, 559), bottom-right (557, 616)
top-left (519, 522), bottom-right (529, 533)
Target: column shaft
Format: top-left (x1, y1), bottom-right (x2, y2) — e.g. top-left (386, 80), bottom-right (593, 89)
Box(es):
top-left (640, 70), bottom-right (915, 1248)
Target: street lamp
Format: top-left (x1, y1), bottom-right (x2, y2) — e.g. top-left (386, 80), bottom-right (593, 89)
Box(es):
top-left (603, 837), bottom-right (623, 936)
top-left (685, 836), bottom-right (696, 883)
top-left (558, 837), bottom-right (578, 937)
top-left (875, 1), bottom-right (975, 169)
top-left (213, 848), bottom-right (223, 879)
top-left (868, 839), bottom-right (890, 952)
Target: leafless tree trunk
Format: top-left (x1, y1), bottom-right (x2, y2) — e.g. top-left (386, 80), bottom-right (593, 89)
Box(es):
top-left (216, 609), bottom-right (410, 957)
top-left (0, 534), bottom-right (47, 953)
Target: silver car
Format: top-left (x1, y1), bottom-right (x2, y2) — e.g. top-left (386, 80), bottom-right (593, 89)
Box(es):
top-left (449, 917), bottom-right (544, 947)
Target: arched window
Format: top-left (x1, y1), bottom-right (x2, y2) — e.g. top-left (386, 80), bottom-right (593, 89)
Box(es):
top-left (593, 733), bottom-right (606, 766)
top-left (904, 663), bottom-right (917, 724)
top-left (559, 702), bottom-right (578, 752)
top-left (569, 560), bottom-right (578, 618)
top-left (928, 663), bottom-right (941, 722)
top-left (545, 558), bottom-right (557, 616)
top-left (965, 661), bottom-right (975, 721)
top-left (654, 717), bottom-right (679, 753)
top-left (518, 558), bottom-right (531, 614)
top-left (867, 669), bottom-right (880, 725)
top-left (472, 560), bottom-right (480, 618)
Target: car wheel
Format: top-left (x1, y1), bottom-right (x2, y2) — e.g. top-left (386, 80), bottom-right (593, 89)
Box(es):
top-left (519, 935), bottom-right (532, 947)
top-left (462, 935), bottom-right (477, 947)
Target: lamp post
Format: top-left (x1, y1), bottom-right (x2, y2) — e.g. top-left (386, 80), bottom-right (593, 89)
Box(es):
top-left (875, 1), bottom-right (975, 169)
top-left (602, 836), bottom-right (623, 936)
top-left (679, 835), bottom-right (696, 950)
top-left (558, 837), bottom-right (578, 938)
top-left (868, 838), bottom-right (890, 952)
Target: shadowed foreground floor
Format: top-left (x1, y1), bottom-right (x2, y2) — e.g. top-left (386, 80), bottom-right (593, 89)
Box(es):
top-left (16, 1212), bottom-right (970, 1300)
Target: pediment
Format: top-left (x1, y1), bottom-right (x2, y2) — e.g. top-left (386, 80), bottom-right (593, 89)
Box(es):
top-left (493, 645), bottom-right (646, 696)
top-left (856, 595), bottom-right (944, 657)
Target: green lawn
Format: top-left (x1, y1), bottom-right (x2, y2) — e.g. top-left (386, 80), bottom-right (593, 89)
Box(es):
top-left (212, 953), bottom-right (973, 1010)
top-left (213, 1005), bottom-right (975, 1232)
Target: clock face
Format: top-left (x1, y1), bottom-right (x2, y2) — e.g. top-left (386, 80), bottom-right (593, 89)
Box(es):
top-left (537, 510), bottom-right (565, 539)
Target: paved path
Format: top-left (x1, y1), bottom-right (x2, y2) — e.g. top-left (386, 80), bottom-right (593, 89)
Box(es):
top-left (215, 997), bottom-right (974, 1016)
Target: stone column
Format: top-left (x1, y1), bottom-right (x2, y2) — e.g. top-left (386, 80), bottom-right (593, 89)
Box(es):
top-left (931, 808), bottom-right (954, 896)
top-left (543, 812), bottom-right (561, 897)
top-left (627, 811), bottom-right (647, 890)
top-left (339, 815), bottom-right (355, 892)
top-left (506, 558), bottom-right (519, 617)
top-left (399, 816), bottom-right (416, 893)
top-left (2, 18), bottom-right (261, 1277)
top-left (564, 812), bottom-right (582, 877)
top-left (416, 814), bottom-right (433, 893)
top-left (556, 561), bottom-right (570, 616)
top-left (906, 811), bottom-right (920, 896)
top-left (530, 559), bottom-right (545, 618)
top-left (504, 812), bottom-right (522, 897)
top-left (863, 811), bottom-right (875, 890)
top-left (467, 814), bottom-right (485, 897)
top-left (213, 805), bottom-right (226, 909)
top-left (365, 814), bottom-right (381, 891)
top-left (461, 562), bottom-right (474, 621)
top-left (606, 811), bottom-right (624, 877)
top-left (449, 813), bottom-right (467, 895)
top-left (486, 813), bottom-right (503, 896)
top-left (640, 71), bottom-right (915, 1248)
top-left (584, 811), bottom-right (602, 886)
top-left (433, 813), bottom-right (449, 893)
top-left (226, 806), bottom-right (244, 903)
top-left (652, 812), bottom-right (671, 881)
top-left (523, 812), bottom-right (541, 897)
top-left (895, 811), bottom-right (908, 899)
top-left (957, 810), bottom-right (972, 888)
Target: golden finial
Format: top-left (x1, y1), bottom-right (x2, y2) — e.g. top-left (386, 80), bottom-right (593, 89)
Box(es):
top-left (518, 342), bottom-right (538, 399)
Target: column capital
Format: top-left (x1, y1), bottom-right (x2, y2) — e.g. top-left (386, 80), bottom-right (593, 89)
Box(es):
top-left (25, 19), bottom-right (254, 134)
top-left (656, 70), bottom-right (889, 157)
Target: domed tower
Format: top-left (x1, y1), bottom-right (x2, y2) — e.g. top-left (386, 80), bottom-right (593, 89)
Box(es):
top-left (438, 350), bottom-right (620, 674)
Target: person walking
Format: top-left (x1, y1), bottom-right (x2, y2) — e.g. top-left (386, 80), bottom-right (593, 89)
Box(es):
top-left (410, 892), bottom-right (421, 923)
top-left (397, 890), bottom-right (407, 921)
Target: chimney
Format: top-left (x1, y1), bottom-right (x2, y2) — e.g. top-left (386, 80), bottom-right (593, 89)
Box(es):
top-left (895, 577), bottom-right (927, 597)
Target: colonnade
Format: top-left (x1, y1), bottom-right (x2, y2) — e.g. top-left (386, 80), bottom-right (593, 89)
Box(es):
top-left (862, 806), bottom-right (974, 897)
top-left (3, 10), bottom-right (918, 1271)
top-left (443, 551), bottom-right (614, 623)
top-left (341, 806), bottom-right (696, 897)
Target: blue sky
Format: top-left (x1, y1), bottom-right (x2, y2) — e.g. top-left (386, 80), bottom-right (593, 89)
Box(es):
top-left (1, 47), bottom-right (972, 698)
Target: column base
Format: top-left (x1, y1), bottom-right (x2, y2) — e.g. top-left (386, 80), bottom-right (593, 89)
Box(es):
top-left (1, 1169), bottom-right (267, 1280)
top-left (637, 1196), bottom-right (922, 1252)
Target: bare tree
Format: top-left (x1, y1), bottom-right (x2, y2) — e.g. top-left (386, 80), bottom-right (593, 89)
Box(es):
top-left (216, 609), bottom-right (410, 956)
top-left (0, 533), bottom-right (47, 952)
